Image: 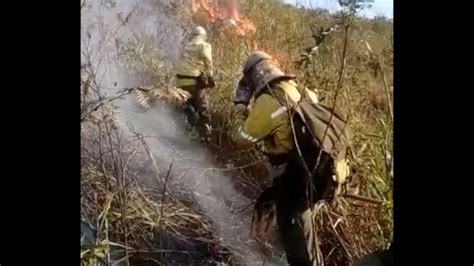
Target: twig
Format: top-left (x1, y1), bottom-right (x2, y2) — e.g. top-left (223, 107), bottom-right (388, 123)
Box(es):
top-left (322, 203), bottom-right (351, 260)
top-left (188, 160), bottom-right (265, 172)
top-left (288, 101), bottom-right (317, 205)
top-left (130, 248), bottom-right (231, 255)
top-left (158, 163), bottom-right (173, 263)
top-left (341, 193), bottom-right (383, 205)
top-left (111, 255), bottom-right (132, 266)
top-left (312, 21), bottom-right (351, 178)
top-left (158, 163), bottom-right (173, 226)
top-left (377, 56), bottom-right (393, 122)
top-left (81, 87), bottom-right (135, 122)
top-left (133, 129), bottom-right (162, 178)
top-left (308, 10), bottom-right (355, 265)
top-left (232, 199), bottom-right (255, 214)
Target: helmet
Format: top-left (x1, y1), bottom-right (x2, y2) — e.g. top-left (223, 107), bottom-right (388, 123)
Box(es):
top-left (192, 26), bottom-right (207, 36)
top-left (242, 51), bottom-right (272, 74)
top-left (242, 50), bottom-right (295, 92)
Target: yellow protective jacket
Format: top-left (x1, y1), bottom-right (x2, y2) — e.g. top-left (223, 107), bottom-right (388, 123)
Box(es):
top-left (231, 79), bottom-right (351, 186)
top-left (175, 35), bottom-right (213, 87)
top-left (230, 79), bottom-right (318, 160)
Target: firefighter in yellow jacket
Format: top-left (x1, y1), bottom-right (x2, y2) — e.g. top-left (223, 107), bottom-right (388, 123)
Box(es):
top-left (230, 51), bottom-right (348, 265)
top-left (176, 26), bottom-right (215, 133)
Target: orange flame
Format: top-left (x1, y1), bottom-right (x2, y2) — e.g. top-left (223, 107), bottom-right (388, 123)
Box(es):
top-left (190, 0), bottom-right (256, 37)
top-left (191, 0), bottom-right (223, 22)
top-left (227, 0), bottom-right (256, 36)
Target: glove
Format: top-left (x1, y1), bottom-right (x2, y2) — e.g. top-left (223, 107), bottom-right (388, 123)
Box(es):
top-left (234, 79), bottom-right (254, 105)
top-left (332, 158), bottom-right (349, 184)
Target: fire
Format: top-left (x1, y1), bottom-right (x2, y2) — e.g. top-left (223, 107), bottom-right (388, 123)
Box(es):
top-left (190, 1), bottom-right (286, 69)
top-left (190, 0), bottom-right (256, 37)
top-left (191, 0), bottom-right (223, 22)
top-left (227, 0), bottom-right (256, 36)
top-left (190, 1), bottom-right (294, 99)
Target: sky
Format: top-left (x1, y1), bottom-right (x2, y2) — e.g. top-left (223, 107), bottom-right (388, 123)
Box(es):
top-left (283, 0), bottom-right (393, 19)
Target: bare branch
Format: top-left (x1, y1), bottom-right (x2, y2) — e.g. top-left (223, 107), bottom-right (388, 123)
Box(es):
top-left (80, 88), bottom-right (134, 122)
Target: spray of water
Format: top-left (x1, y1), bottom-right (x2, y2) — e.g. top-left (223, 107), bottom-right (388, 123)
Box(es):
top-left (81, 0), bottom-right (284, 264)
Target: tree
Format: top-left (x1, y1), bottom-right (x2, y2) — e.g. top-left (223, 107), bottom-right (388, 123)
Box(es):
top-left (338, 0), bottom-right (373, 12)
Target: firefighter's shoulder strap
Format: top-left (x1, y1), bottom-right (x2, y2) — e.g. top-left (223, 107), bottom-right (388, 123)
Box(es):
top-left (281, 83), bottom-right (352, 157)
top-left (285, 83), bottom-right (352, 184)
top-left (294, 100), bottom-right (352, 159)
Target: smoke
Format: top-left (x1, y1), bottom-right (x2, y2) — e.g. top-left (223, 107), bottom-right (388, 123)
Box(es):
top-left (81, 0), bottom-right (187, 94)
top-left (81, 0), bottom-right (284, 264)
top-left (115, 99), bottom-right (285, 265)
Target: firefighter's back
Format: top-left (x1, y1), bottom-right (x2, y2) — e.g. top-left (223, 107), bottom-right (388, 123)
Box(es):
top-left (176, 35), bottom-right (211, 78)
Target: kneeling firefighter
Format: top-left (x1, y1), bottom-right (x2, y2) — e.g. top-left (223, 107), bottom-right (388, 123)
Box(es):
top-left (175, 25), bottom-right (215, 136)
top-left (230, 51), bottom-right (352, 265)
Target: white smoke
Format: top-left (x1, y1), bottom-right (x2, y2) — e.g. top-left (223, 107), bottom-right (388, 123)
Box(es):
top-left (81, 0), bottom-right (284, 264)
top-left (115, 99), bottom-right (286, 265)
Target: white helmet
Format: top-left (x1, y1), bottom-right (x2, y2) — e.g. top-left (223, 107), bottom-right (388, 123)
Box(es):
top-left (192, 26), bottom-right (207, 36)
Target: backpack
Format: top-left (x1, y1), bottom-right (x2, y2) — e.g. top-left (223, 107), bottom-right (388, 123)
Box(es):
top-left (284, 85), bottom-right (353, 188)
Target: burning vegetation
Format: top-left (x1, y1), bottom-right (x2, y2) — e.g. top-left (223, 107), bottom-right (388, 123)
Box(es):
top-left (191, 0), bottom-right (256, 36)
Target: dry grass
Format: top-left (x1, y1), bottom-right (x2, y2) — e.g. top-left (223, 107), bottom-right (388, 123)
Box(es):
top-left (81, 0), bottom-right (393, 265)
top-left (80, 102), bottom-right (232, 264)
